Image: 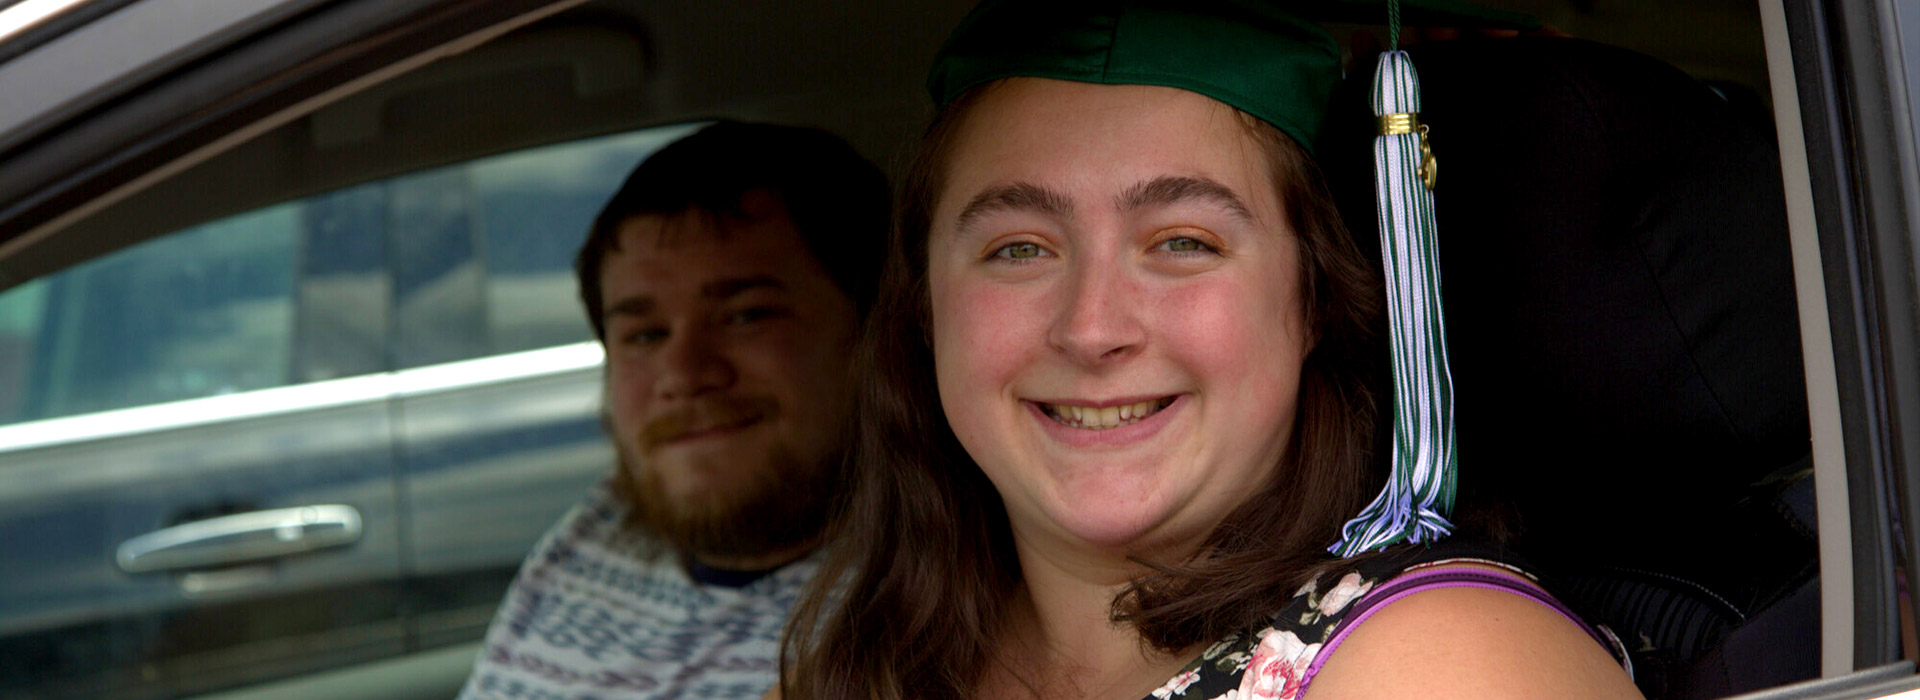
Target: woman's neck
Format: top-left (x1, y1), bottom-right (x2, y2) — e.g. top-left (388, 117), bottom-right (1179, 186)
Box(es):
top-left (980, 529), bottom-right (1199, 700)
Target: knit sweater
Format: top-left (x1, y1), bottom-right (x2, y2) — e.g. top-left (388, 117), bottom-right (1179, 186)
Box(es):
top-left (458, 483), bottom-right (817, 700)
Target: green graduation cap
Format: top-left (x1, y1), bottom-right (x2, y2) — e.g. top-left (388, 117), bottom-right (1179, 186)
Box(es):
top-left (929, 0), bottom-right (1535, 154)
top-left (929, 0), bottom-right (1536, 556)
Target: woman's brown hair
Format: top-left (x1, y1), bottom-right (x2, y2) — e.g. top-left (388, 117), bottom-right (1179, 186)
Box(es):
top-left (781, 82), bottom-right (1387, 700)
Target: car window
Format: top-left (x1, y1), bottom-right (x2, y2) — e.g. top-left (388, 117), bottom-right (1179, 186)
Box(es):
top-left (294, 183), bottom-right (391, 384)
top-left (476, 128), bottom-right (694, 354)
top-left (390, 126), bottom-right (696, 369)
top-left (0, 279), bottom-right (46, 421)
top-left (0, 124), bottom-right (695, 427)
top-left (0, 204), bottom-right (301, 425)
top-left (0, 122), bottom-right (691, 700)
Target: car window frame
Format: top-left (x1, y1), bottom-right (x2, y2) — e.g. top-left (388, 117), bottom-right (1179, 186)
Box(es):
top-left (1762, 0), bottom-right (1920, 694)
top-left (0, 0), bottom-right (586, 291)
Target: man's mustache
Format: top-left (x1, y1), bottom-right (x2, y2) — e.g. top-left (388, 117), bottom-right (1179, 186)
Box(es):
top-left (639, 395), bottom-right (779, 449)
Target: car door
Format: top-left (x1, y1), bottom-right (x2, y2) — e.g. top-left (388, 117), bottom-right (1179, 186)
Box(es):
top-left (0, 181), bottom-right (406, 699)
top-left (0, 1), bottom-right (579, 697)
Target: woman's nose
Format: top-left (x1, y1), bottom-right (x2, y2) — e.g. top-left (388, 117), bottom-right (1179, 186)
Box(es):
top-left (1047, 260), bottom-right (1147, 366)
top-left (653, 327), bottom-right (736, 399)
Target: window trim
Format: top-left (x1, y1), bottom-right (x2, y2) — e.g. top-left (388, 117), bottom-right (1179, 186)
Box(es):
top-left (0, 0), bottom-right (588, 291)
top-left (1771, 0), bottom-right (1920, 677)
top-left (0, 340), bottom-right (602, 454)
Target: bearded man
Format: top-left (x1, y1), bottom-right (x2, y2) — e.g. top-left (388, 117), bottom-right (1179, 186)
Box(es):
top-left (459, 121), bottom-right (885, 700)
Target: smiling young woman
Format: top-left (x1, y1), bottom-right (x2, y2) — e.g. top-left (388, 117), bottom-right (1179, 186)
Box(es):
top-left (776, 2), bottom-right (1642, 699)
top-left (929, 79), bottom-right (1323, 561)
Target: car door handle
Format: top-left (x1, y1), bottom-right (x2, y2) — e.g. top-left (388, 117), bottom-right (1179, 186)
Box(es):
top-left (116, 505), bottom-right (362, 574)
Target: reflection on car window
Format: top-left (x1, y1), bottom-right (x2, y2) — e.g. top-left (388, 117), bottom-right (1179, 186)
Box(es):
top-left (0, 207), bottom-right (300, 425)
top-left (0, 121), bottom-right (694, 700)
top-left (476, 128), bottom-right (694, 355)
top-left (0, 280), bottom-right (47, 423)
top-left (295, 183), bottom-right (390, 384)
top-left (392, 166), bottom-right (487, 369)
top-left (390, 126), bottom-right (699, 368)
top-left (0, 124), bottom-right (701, 427)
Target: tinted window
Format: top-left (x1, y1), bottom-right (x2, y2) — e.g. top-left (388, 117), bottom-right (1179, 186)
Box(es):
top-left (0, 206), bottom-right (300, 425)
top-left (476, 125), bottom-right (701, 355)
top-left (0, 125), bottom-right (702, 426)
top-left (388, 124), bottom-right (703, 368)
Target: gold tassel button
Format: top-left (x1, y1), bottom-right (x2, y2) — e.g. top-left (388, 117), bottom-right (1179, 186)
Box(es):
top-left (1377, 112), bottom-right (1418, 135)
top-left (1378, 113), bottom-right (1438, 190)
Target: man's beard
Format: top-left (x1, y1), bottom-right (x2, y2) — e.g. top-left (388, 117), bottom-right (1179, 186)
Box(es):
top-left (609, 430), bottom-right (840, 563)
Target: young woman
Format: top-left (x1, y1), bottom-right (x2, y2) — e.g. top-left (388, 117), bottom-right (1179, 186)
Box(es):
top-left (780, 2), bottom-right (1643, 699)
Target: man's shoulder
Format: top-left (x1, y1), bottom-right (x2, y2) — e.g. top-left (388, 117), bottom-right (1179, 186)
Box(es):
top-left (516, 480), bottom-right (680, 583)
top-left (457, 483), bottom-right (815, 700)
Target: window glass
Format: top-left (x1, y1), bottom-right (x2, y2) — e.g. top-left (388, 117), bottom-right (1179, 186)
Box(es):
top-left (0, 123), bottom-right (713, 425)
top-left (388, 123), bottom-right (701, 367)
top-left (0, 281), bottom-right (48, 423)
top-left (0, 206), bottom-right (301, 425)
top-left (473, 124), bottom-right (703, 355)
top-left (391, 168), bottom-right (486, 370)
top-left (294, 183), bottom-right (391, 384)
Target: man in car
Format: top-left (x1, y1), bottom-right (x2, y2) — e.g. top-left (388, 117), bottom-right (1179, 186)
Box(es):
top-left (459, 121), bottom-right (885, 700)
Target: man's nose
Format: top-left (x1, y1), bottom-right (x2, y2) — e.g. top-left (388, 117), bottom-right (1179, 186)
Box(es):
top-left (653, 326), bottom-right (736, 399)
top-left (1047, 258), bottom-right (1147, 367)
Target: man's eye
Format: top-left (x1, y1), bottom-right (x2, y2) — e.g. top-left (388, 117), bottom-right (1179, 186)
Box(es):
top-left (727, 307), bottom-right (787, 325)
top-left (1157, 237), bottom-right (1214, 254)
top-left (992, 242), bottom-right (1047, 260)
top-left (623, 328), bottom-right (668, 346)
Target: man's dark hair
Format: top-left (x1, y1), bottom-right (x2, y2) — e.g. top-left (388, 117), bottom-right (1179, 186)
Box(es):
top-left (575, 121), bottom-right (889, 340)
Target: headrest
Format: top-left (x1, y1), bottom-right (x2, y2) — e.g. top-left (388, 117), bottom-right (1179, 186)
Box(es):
top-left (1320, 38), bottom-right (1811, 601)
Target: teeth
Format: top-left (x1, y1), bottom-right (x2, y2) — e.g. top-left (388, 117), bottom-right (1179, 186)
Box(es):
top-left (1043, 399), bottom-right (1169, 430)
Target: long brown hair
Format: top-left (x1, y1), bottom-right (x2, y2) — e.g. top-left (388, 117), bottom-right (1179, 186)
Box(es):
top-left (782, 82), bottom-right (1387, 700)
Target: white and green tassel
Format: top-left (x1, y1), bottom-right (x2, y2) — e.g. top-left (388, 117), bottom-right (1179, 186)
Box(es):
top-left (1329, 48), bottom-right (1458, 557)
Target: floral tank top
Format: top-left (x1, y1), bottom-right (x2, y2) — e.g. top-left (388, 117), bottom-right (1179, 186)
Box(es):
top-left (1141, 540), bottom-right (1630, 700)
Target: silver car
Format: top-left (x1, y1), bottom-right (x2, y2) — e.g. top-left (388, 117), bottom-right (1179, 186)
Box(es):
top-left (0, 1), bottom-right (1916, 699)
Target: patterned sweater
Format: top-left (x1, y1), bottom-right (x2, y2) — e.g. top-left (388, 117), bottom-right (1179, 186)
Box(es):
top-left (458, 483), bottom-right (817, 700)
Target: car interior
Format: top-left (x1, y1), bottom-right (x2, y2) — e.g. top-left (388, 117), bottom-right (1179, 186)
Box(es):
top-left (0, 0), bottom-right (1902, 698)
top-left (1320, 35), bottom-right (1814, 698)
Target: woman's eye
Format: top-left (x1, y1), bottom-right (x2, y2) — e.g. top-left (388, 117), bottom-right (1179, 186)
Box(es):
top-left (990, 242), bottom-right (1050, 261)
top-left (1157, 236), bottom-right (1214, 254)
top-left (984, 241), bottom-right (1046, 260)
top-left (993, 242), bottom-right (1042, 259)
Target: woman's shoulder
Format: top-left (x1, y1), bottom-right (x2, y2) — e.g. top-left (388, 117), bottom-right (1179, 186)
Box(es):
top-left (1140, 539), bottom-right (1641, 700)
top-left (1266, 540), bottom-right (1639, 700)
top-left (1301, 577), bottom-right (1642, 699)
top-left (1258, 538), bottom-right (1543, 657)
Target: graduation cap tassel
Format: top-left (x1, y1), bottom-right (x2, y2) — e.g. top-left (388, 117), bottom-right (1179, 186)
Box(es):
top-left (1330, 49), bottom-right (1458, 556)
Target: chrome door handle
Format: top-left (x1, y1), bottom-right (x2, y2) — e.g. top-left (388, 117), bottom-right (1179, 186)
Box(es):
top-left (116, 505), bottom-right (362, 574)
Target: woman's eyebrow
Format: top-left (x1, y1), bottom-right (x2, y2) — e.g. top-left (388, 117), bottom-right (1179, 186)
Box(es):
top-left (1117, 175), bottom-right (1256, 223)
top-left (953, 182), bottom-right (1075, 232)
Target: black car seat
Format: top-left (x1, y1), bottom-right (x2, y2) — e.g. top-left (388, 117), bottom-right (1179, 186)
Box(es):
top-left (1319, 37), bottom-right (1818, 699)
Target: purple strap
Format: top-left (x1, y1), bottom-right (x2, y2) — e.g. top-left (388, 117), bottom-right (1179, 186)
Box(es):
top-left (1300, 566), bottom-right (1624, 689)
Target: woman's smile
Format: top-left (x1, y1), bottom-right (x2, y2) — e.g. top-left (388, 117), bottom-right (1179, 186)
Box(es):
top-left (1033, 396), bottom-right (1177, 430)
top-left (1022, 394), bottom-right (1186, 449)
